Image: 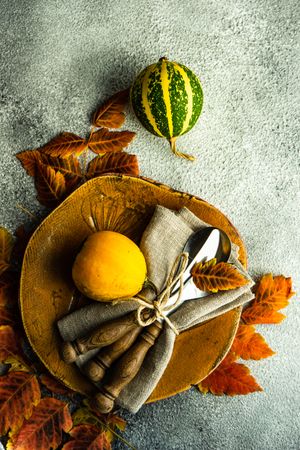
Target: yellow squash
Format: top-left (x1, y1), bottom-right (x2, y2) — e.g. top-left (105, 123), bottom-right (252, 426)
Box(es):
top-left (72, 230), bottom-right (147, 301)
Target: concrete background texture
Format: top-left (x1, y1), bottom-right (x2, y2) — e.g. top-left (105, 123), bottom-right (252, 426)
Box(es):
top-left (0, 0), bottom-right (299, 449)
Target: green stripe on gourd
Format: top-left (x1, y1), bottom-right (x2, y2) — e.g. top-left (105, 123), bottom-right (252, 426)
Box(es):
top-left (130, 57), bottom-right (203, 160)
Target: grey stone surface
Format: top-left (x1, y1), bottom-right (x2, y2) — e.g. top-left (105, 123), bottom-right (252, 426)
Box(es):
top-left (0, 0), bottom-right (299, 449)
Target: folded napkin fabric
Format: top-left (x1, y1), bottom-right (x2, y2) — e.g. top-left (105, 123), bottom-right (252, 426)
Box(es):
top-left (57, 205), bottom-right (254, 413)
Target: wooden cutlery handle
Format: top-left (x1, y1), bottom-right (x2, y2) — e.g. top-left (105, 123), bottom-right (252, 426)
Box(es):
top-left (83, 326), bottom-right (142, 382)
top-left (92, 320), bottom-right (163, 413)
top-left (61, 311), bottom-right (139, 363)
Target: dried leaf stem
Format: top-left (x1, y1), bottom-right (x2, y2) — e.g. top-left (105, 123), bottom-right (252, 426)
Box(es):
top-left (15, 203), bottom-right (39, 221)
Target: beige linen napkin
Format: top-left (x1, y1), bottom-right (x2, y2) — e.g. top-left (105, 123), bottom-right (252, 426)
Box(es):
top-left (57, 206), bottom-right (254, 413)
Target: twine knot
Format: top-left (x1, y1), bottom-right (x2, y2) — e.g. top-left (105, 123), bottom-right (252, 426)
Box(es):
top-left (135, 252), bottom-right (189, 335)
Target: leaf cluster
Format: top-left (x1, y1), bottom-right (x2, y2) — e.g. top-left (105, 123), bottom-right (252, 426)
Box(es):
top-left (16, 89), bottom-right (139, 208)
top-left (198, 273), bottom-right (295, 396)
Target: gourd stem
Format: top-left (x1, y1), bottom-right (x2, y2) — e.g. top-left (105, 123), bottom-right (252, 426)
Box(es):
top-left (169, 137), bottom-right (195, 161)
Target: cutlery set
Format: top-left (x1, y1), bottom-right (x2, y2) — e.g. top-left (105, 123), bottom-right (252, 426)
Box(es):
top-left (61, 227), bottom-right (231, 412)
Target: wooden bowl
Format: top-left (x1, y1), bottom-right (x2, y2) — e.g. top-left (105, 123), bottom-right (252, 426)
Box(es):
top-left (20, 175), bottom-right (246, 401)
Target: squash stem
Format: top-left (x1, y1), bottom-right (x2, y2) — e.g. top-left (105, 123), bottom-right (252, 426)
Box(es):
top-left (169, 137), bottom-right (195, 161)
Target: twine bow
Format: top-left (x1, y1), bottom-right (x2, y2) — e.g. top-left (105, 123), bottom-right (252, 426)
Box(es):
top-left (135, 252), bottom-right (189, 335)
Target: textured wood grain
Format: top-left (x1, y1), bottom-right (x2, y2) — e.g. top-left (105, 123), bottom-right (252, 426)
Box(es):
top-left (20, 174), bottom-right (246, 399)
top-left (61, 311), bottom-right (140, 363)
top-left (84, 326), bottom-right (142, 382)
top-left (94, 321), bottom-right (163, 413)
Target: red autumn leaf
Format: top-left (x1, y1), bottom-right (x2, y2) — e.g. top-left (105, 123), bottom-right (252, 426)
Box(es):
top-left (40, 374), bottom-right (75, 397)
top-left (0, 227), bottom-right (14, 275)
top-left (35, 163), bottom-right (67, 208)
top-left (242, 274), bottom-right (295, 324)
top-left (87, 153), bottom-right (139, 178)
top-left (198, 353), bottom-right (262, 396)
top-left (93, 88), bottom-right (129, 129)
top-left (62, 425), bottom-right (111, 450)
top-left (0, 325), bottom-right (20, 362)
top-left (230, 324), bottom-right (275, 360)
top-left (0, 372), bottom-right (41, 435)
top-left (191, 258), bottom-right (249, 293)
top-left (88, 129), bottom-right (136, 154)
top-left (16, 150), bottom-right (42, 177)
top-left (8, 397), bottom-right (73, 450)
top-left (40, 132), bottom-right (87, 158)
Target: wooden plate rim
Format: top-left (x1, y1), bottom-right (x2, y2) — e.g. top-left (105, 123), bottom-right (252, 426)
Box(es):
top-left (19, 174), bottom-right (246, 398)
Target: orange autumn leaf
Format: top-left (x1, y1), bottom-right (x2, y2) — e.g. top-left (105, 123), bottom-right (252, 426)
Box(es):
top-left (242, 274), bottom-right (295, 324)
top-left (87, 153), bottom-right (139, 178)
top-left (88, 128), bottom-right (136, 154)
top-left (0, 372), bottom-right (41, 436)
top-left (62, 425), bottom-right (111, 450)
top-left (41, 132), bottom-right (87, 158)
top-left (40, 374), bottom-right (75, 397)
top-left (230, 324), bottom-right (275, 360)
top-left (93, 88), bottom-right (129, 129)
top-left (0, 325), bottom-right (20, 362)
top-left (0, 227), bottom-right (14, 275)
top-left (191, 258), bottom-right (249, 293)
top-left (245, 310), bottom-right (286, 324)
top-left (16, 150), bottom-right (42, 177)
top-left (39, 154), bottom-right (83, 194)
top-left (35, 163), bottom-right (67, 208)
top-left (255, 274), bottom-right (295, 309)
top-left (8, 397), bottom-right (73, 450)
top-left (198, 354), bottom-right (262, 396)
top-left (40, 154), bottom-right (82, 180)
top-left (16, 151), bottom-right (83, 193)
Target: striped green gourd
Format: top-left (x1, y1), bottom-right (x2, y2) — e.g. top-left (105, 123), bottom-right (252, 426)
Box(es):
top-left (130, 57), bottom-right (203, 160)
